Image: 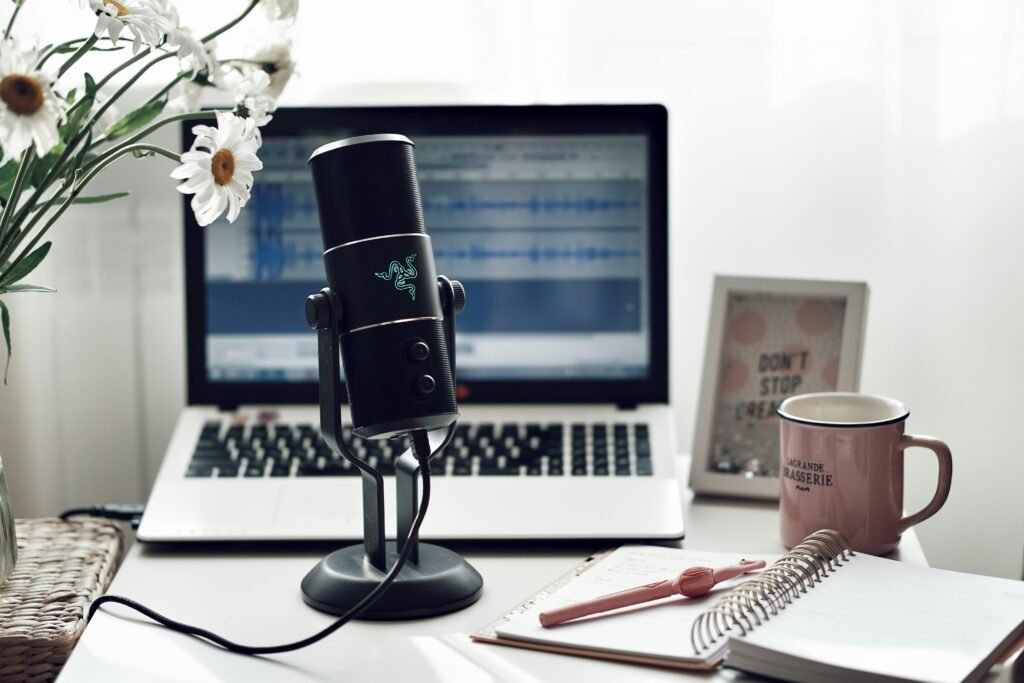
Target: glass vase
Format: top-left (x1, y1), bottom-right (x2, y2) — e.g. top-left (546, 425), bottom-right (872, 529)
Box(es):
top-left (0, 455), bottom-right (16, 585)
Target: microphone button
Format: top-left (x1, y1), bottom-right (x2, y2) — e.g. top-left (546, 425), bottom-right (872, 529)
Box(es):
top-left (413, 374), bottom-right (436, 396)
top-left (407, 340), bottom-right (430, 362)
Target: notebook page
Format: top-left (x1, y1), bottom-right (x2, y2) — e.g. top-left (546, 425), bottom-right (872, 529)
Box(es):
top-left (495, 546), bottom-right (779, 663)
top-left (732, 553), bottom-right (1024, 683)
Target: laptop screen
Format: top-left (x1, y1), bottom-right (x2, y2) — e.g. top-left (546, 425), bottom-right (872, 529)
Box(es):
top-left (185, 105), bottom-right (668, 406)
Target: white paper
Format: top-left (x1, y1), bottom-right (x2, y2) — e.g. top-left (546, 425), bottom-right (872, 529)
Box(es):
top-left (730, 553), bottom-right (1024, 683)
top-left (495, 545), bottom-right (779, 663)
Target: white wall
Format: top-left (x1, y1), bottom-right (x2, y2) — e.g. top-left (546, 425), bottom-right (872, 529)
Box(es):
top-left (0, 0), bottom-right (1021, 579)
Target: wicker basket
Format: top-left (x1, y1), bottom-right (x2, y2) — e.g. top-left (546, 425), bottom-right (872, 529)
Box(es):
top-left (0, 518), bottom-right (124, 683)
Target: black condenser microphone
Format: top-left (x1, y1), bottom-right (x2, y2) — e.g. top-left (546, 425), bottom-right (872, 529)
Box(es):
top-left (308, 134), bottom-right (458, 440)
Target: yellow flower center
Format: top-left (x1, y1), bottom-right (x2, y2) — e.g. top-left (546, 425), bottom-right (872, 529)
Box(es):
top-left (0, 74), bottom-right (44, 116)
top-left (103, 0), bottom-right (130, 17)
top-left (211, 148), bottom-right (235, 186)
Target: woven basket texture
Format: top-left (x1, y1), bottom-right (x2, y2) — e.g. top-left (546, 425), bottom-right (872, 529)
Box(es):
top-left (0, 518), bottom-right (123, 683)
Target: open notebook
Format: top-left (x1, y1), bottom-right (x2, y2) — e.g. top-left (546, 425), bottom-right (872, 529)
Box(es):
top-left (473, 532), bottom-right (1024, 682)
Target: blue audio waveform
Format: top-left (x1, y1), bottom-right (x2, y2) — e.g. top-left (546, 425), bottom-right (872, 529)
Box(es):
top-left (422, 196), bottom-right (640, 214)
top-left (433, 245), bottom-right (641, 263)
top-left (247, 183), bottom-right (322, 280)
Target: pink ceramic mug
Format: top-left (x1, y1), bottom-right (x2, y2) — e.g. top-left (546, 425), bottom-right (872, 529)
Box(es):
top-left (777, 393), bottom-right (952, 555)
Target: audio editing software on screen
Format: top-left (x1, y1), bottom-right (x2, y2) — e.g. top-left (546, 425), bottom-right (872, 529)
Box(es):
top-left (204, 134), bottom-right (651, 383)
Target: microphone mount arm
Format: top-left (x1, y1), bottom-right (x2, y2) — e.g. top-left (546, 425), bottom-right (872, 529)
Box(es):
top-left (305, 277), bottom-right (465, 573)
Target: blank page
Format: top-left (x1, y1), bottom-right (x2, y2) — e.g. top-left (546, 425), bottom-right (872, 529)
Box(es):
top-left (731, 553), bottom-right (1024, 683)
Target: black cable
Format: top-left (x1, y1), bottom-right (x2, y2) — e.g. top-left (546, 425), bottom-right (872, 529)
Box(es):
top-left (87, 454), bottom-right (433, 656)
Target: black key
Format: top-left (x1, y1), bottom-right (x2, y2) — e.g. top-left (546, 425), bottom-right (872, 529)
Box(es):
top-left (547, 467), bottom-right (564, 476)
top-left (479, 467), bottom-right (520, 476)
top-left (614, 424), bottom-right (628, 437)
top-left (526, 466), bottom-right (542, 476)
top-left (572, 466), bottom-right (588, 476)
top-left (637, 462), bottom-right (654, 476)
top-left (270, 465), bottom-right (291, 477)
top-left (215, 465), bottom-right (239, 477)
top-left (615, 467), bottom-right (631, 476)
top-left (186, 464), bottom-right (213, 477)
top-left (244, 465), bottom-right (265, 478)
top-left (475, 424), bottom-right (494, 440)
top-left (593, 466), bottom-right (609, 476)
top-left (453, 464), bottom-right (472, 476)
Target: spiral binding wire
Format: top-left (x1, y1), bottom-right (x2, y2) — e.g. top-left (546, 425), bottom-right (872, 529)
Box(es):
top-left (690, 529), bottom-right (855, 654)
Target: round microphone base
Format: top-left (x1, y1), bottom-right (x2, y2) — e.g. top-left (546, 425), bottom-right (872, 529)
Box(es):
top-left (301, 541), bottom-right (483, 620)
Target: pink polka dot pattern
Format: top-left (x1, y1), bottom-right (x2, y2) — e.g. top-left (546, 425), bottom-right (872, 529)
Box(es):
top-left (821, 356), bottom-right (840, 389)
top-left (719, 357), bottom-right (749, 393)
top-left (729, 310), bottom-right (767, 346)
top-left (709, 292), bottom-right (848, 478)
top-left (796, 300), bottom-right (833, 335)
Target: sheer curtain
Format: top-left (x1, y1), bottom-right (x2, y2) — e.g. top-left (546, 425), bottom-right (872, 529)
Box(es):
top-left (1, 0), bottom-right (1020, 578)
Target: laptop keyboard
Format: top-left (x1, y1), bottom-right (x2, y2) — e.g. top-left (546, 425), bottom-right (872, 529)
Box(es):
top-left (186, 420), bottom-right (653, 478)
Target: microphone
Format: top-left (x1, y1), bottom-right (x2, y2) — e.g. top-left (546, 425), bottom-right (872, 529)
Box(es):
top-left (301, 134), bottom-right (482, 621)
top-left (308, 133), bottom-right (459, 439)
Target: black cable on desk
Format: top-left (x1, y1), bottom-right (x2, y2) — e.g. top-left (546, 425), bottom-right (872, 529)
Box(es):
top-left (87, 457), bottom-right (432, 656)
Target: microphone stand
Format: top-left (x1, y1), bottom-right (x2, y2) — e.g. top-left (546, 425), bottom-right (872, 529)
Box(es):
top-left (300, 277), bottom-right (483, 620)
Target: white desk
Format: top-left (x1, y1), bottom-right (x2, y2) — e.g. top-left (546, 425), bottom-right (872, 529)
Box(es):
top-left (59, 457), bottom-right (926, 683)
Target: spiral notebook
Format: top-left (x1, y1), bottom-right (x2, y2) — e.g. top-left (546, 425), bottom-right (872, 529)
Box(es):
top-left (472, 533), bottom-right (1024, 682)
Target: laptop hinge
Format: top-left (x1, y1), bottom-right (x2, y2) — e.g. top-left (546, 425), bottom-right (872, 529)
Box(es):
top-left (616, 402), bottom-right (639, 411)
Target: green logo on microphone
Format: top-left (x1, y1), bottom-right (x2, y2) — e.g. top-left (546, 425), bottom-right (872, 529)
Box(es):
top-left (375, 253), bottom-right (418, 301)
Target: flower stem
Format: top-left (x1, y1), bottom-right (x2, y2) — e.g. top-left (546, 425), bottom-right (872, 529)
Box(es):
top-left (8, 144), bottom-right (181, 272)
top-left (58, 35), bottom-right (100, 78)
top-left (11, 49), bottom-right (176, 234)
top-left (86, 110), bottom-right (215, 170)
top-left (203, 0), bottom-right (260, 43)
top-left (0, 150), bottom-right (33, 245)
top-left (3, 0), bottom-right (23, 40)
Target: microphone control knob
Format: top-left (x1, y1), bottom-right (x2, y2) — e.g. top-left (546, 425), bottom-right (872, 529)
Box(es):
top-left (407, 340), bottom-right (430, 362)
top-left (305, 292), bottom-right (334, 330)
top-left (451, 280), bottom-right (467, 314)
top-left (413, 374), bottom-right (436, 396)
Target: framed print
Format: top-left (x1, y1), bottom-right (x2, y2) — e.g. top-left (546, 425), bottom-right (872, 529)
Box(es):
top-left (690, 276), bottom-right (868, 499)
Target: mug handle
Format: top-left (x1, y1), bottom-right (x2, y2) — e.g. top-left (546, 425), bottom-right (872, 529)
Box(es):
top-left (896, 434), bottom-right (953, 535)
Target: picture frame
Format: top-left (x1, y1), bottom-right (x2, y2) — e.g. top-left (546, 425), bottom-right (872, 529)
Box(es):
top-left (690, 275), bottom-right (869, 499)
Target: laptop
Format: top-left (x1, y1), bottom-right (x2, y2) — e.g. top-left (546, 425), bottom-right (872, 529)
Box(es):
top-left (136, 104), bottom-right (684, 543)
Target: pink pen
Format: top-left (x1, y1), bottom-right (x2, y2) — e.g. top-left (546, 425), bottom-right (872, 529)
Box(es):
top-left (539, 559), bottom-right (766, 627)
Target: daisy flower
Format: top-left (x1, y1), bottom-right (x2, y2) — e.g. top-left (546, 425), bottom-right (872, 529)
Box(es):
top-left (89, 0), bottom-right (174, 54)
top-left (149, 0), bottom-right (213, 78)
top-left (248, 38), bottom-right (295, 99)
top-left (171, 111), bottom-right (263, 226)
top-left (262, 0), bottom-right (298, 21)
top-left (0, 40), bottom-right (67, 162)
top-left (227, 68), bottom-right (276, 127)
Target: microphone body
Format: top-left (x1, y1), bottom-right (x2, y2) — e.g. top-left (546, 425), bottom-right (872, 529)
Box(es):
top-left (309, 134), bottom-right (457, 439)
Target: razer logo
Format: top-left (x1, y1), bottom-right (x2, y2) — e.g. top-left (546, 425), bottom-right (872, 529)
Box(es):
top-left (375, 253), bottom-right (418, 301)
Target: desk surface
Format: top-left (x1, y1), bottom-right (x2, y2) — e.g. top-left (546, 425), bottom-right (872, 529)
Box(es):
top-left (59, 457), bottom-right (927, 683)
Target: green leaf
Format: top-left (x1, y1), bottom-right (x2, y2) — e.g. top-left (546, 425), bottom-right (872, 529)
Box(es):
top-left (0, 299), bottom-right (10, 385)
top-left (0, 159), bottom-right (21, 202)
top-left (0, 241), bottom-right (51, 288)
top-left (62, 96), bottom-right (94, 141)
top-left (104, 97), bottom-right (166, 141)
top-left (28, 143), bottom-right (66, 188)
top-left (27, 191), bottom-right (129, 210)
top-left (0, 283), bottom-right (55, 293)
top-left (66, 87), bottom-right (77, 105)
top-left (84, 72), bottom-right (97, 97)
